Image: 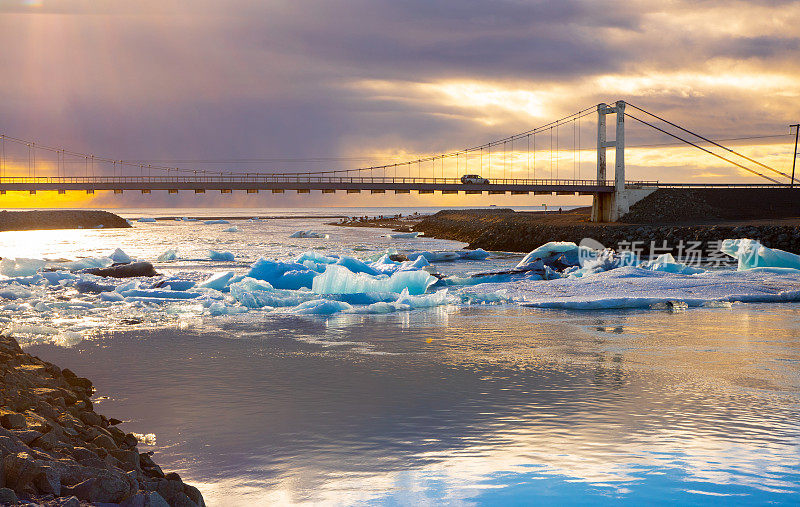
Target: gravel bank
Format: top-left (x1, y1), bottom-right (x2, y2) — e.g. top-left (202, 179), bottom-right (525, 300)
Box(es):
top-left (0, 211), bottom-right (130, 232)
top-left (0, 335), bottom-right (204, 506)
top-left (412, 207), bottom-right (800, 255)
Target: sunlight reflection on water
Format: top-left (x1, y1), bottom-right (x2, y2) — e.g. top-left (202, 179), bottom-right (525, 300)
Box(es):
top-left (26, 303), bottom-right (800, 505)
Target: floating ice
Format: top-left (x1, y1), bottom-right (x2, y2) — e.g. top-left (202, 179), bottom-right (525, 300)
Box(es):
top-left (296, 251), bottom-right (339, 272)
top-left (292, 299), bottom-right (352, 315)
top-left (395, 288), bottom-right (450, 308)
top-left (483, 266), bottom-right (800, 310)
top-left (100, 292), bottom-right (125, 302)
top-left (109, 248), bottom-right (132, 264)
top-left (566, 249), bottom-right (639, 278)
top-left (223, 226), bottom-right (239, 233)
top-left (0, 257), bottom-right (46, 277)
top-left (335, 256), bottom-right (380, 276)
top-left (41, 272), bottom-right (77, 285)
top-left (246, 258), bottom-right (318, 290)
top-left (204, 219), bottom-right (230, 225)
top-left (75, 280), bottom-right (116, 293)
top-left (720, 238), bottom-right (800, 271)
top-left (151, 278), bottom-right (196, 291)
top-left (209, 250), bottom-right (235, 261)
top-left (385, 232), bottom-right (420, 239)
top-left (157, 249), bottom-right (178, 262)
top-left (229, 277), bottom-right (317, 308)
top-left (198, 271), bottom-right (235, 290)
top-left (398, 256), bottom-right (430, 271)
top-left (290, 230), bottom-right (330, 239)
top-left (65, 257), bottom-right (114, 272)
top-left (407, 249), bottom-right (490, 263)
top-left (0, 284), bottom-right (32, 300)
top-left (119, 289), bottom-right (202, 300)
top-left (137, 217), bottom-right (156, 223)
top-left (459, 289), bottom-right (511, 305)
top-left (516, 242), bottom-right (595, 269)
top-left (640, 253), bottom-right (705, 275)
top-left (312, 265), bottom-right (435, 295)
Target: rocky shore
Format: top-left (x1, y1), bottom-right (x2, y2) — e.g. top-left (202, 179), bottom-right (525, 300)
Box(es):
top-left (0, 335), bottom-right (204, 506)
top-left (0, 211), bottom-right (130, 232)
top-left (403, 188), bottom-right (800, 257)
top-left (411, 207), bottom-right (800, 255)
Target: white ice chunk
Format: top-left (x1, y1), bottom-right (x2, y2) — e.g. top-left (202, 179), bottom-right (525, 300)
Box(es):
top-left (640, 253), bottom-right (705, 275)
top-left (290, 230), bottom-right (330, 239)
top-left (204, 219), bottom-right (230, 225)
top-left (291, 299), bottom-right (352, 315)
top-left (395, 288), bottom-right (450, 308)
top-left (517, 242), bottom-right (594, 268)
top-left (223, 226), bottom-right (239, 232)
top-left (335, 256), bottom-right (380, 276)
top-left (385, 232), bottom-right (420, 239)
top-left (119, 288), bottom-right (202, 300)
top-left (157, 249), bottom-right (178, 262)
top-left (246, 258), bottom-right (318, 290)
top-left (100, 292), bottom-right (125, 302)
top-left (229, 277), bottom-right (318, 308)
top-left (198, 271), bottom-right (235, 290)
top-left (109, 248), bottom-right (132, 264)
top-left (0, 284), bottom-right (33, 300)
top-left (407, 249), bottom-right (489, 263)
top-left (137, 217), bottom-right (156, 223)
top-left (312, 264), bottom-right (435, 295)
top-left (0, 257), bottom-right (46, 277)
top-left (63, 257), bottom-right (114, 272)
top-left (720, 238), bottom-right (800, 270)
top-left (398, 256), bottom-right (430, 271)
top-left (209, 250), bottom-right (235, 261)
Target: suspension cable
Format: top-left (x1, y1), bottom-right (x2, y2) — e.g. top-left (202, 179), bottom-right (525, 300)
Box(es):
top-left (626, 113), bottom-right (780, 184)
top-left (627, 102), bottom-right (794, 182)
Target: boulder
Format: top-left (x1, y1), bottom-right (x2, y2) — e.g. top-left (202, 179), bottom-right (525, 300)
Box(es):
top-left (0, 487), bottom-right (17, 504)
top-left (0, 413), bottom-right (26, 430)
top-left (83, 262), bottom-right (158, 278)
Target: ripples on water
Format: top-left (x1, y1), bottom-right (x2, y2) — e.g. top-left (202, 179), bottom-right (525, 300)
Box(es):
top-left (27, 304), bottom-right (800, 505)
top-left (7, 208), bottom-right (800, 505)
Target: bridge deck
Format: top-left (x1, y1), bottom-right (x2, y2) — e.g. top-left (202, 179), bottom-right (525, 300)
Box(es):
top-left (0, 177), bottom-right (794, 194)
top-left (0, 176), bottom-right (651, 193)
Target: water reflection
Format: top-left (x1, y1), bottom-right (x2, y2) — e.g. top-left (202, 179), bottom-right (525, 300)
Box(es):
top-left (26, 304), bottom-right (800, 505)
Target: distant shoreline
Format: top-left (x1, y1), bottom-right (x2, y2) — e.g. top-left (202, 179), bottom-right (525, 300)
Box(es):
top-left (0, 210), bottom-right (131, 232)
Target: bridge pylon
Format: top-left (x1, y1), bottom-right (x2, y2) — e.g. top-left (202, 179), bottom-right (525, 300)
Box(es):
top-left (591, 100), bottom-right (655, 222)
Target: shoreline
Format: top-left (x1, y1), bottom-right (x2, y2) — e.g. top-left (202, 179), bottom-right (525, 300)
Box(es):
top-left (409, 208), bottom-right (800, 254)
top-left (0, 211), bottom-right (131, 232)
top-left (0, 335), bottom-right (205, 506)
top-left (332, 205), bottom-right (800, 255)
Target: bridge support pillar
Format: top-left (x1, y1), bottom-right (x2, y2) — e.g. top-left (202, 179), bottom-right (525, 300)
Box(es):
top-left (591, 100), bottom-right (639, 221)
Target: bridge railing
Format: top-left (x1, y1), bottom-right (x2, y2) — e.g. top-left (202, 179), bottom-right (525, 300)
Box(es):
top-left (0, 175), bottom-right (659, 186)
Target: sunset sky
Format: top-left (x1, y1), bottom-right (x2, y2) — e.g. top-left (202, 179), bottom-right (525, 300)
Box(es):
top-left (1, 0), bottom-right (799, 207)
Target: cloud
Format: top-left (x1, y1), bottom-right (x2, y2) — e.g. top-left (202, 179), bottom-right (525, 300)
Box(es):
top-left (0, 0), bottom-right (798, 207)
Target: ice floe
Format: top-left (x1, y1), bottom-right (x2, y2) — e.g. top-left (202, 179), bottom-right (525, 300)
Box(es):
top-left (204, 219), bottom-right (230, 225)
top-left (208, 250), bottom-right (235, 261)
top-left (157, 249), bottom-right (178, 262)
top-left (312, 265), bottom-right (435, 295)
top-left (109, 248), bottom-right (132, 264)
top-left (290, 230), bottom-right (330, 239)
top-left (721, 238), bottom-right (800, 270)
top-left (1, 258), bottom-right (46, 277)
top-left (137, 217), bottom-right (156, 223)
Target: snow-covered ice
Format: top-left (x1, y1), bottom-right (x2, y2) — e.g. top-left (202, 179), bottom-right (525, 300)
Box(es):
top-left (209, 250), bottom-right (235, 261)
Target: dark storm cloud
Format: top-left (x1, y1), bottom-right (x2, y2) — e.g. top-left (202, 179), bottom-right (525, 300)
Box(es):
top-left (0, 0), bottom-right (797, 196)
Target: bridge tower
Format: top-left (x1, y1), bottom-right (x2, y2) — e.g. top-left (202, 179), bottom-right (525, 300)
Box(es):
top-left (591, 100), bottom-right (654, 221)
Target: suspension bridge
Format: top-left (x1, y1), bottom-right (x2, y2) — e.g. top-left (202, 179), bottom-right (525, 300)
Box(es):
top-left (1, 100), bottom-right (797, 221)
